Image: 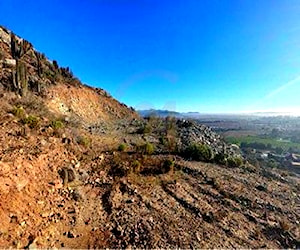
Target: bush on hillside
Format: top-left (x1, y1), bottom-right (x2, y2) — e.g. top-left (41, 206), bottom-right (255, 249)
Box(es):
top-left (162, 158), bottom-right (175, 173)
top-left (137, 124), bottom-right (152, 134)
top-left (131, 160), bottom-right (141, 173)
top-left (118, 143), bottom-right (127, 152)
top-left (76, 135), bottom-right (90, 147)
top-left (21, 115), bottom-right (39, 129)
top-left (11, 105), bottom-right (25, 118)
top-left (214, 152), bottom-right (228, 165)
top-left (226, 156), bottom-right (243, 168)
top-left (137, 142), bottom-right (155, 155)
top-left (50, 120), bottom-right (64, 130)
top-left (184, 143), bottom-right (213, 162)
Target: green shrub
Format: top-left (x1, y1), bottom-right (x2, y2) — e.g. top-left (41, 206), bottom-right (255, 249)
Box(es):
top-left (163, 159), bottom-right (175, 173)
top-left (76, 136), bottom-right (90, 147)
top-left (131, 160), bottom-right (141, 173)
top-left (163, 159), bottom-right (175, 168)
top-left (145, 143), bottom-right (155, 155)
top-left (21, 115), bottom-right (39, 129)
top-left (138, 142), bottom-right (155, 155)
top-left (184, 143), bottom-right (213, 162)
top-left (138, 124), bottom-right (152, 134)
top-left (226, 156), bottom-right (243, 167)
top-left (118, 143), bottom-right (127, 152)
top-left (51, 120), bottom-right (64, 130)
top-left (159, 136), bottom-right (167, 146)
top-left (214, 152), bottom-right (228, 165)
top-left (12, 105), bottom-right (25, 118)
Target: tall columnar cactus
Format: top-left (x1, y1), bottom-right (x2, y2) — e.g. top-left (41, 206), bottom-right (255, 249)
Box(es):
top-left (19, 40), bottom-right (31, 58)
top-left (34, 51), bottom-right (43, 77)
top-left (16, 59), bottom-right (28, 96)
top-left (11, 69), bottom-right (17, 90)
top-left (10, 33), bottom-right (32, 59)
top-left (36, 81), bottom-right (41, 93)
top-left (11, 33), bottom-right (18, 59)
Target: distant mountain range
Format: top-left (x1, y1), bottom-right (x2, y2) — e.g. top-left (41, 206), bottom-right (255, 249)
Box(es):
top-left (138, 109), bottom-right (300, 119)
top-left (138, 109), bottom-right (184, 118)
top-left (137, 109), bottom-right (229, 119)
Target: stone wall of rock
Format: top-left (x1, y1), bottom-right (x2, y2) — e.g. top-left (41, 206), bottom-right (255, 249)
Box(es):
top-left (176, 119), bottom-right (241, 157)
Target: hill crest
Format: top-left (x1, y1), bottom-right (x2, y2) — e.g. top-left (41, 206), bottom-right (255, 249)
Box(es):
top-left (0, 25), bottom-right (139, 124)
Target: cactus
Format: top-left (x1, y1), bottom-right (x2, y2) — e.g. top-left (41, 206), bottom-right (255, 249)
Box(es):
top-left (10, 33), bottom-right (32, 59)
top-left (34, 51), bottom-right (43, 77)
top-left (11, 33), bottom-right (18, 59)
top-left (11, 69), bottom-right (17, 91)
top-left (19, 39), bottom-right (31, 58)
top-left (15, 59), bottom-right (28, 96)
top-left (36, 81), bottom-right (42, 93)
top-left (53, 60), bottom-right (59, 70)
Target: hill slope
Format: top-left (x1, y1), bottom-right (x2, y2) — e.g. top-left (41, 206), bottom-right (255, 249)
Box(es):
top-left (0, 26), bottom-right (299, 249)
top-left (0, 25), bottom-right (138, 125)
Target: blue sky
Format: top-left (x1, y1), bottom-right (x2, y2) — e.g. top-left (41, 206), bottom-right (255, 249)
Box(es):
top-left (1, 0), bottom-right (300, 113)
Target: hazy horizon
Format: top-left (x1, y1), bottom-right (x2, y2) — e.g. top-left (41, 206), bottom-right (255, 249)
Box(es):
top-left (138, 107), bottom-right (300, 116)
top-left (1, 0), bottom-right (300, 113)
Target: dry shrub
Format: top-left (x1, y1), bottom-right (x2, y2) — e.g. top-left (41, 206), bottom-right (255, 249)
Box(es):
top-left (12, 93), bottom-right (53, 119)
top-left (76, 135), bottom-right (91, 147)
top-left (279, 219), bottom-right (290, 232)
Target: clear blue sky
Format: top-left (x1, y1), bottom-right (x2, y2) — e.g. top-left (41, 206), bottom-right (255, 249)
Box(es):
top-left (1, 0), bottom-right (300, 113)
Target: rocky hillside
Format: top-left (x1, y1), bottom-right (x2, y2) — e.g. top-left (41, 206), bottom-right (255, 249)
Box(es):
top-left (0, 26), bottom-right (138, 126)
top-left (0, 26), bottom-right (299, 249)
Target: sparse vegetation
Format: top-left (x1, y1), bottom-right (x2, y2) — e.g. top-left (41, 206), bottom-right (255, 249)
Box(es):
top-left (137, 123), bottom-right (152, 134)
top-left (21, 115), bottom-right (39, 129)
top-left (226, 156), bottom-right (243, 167)
top-left (76, 135), bottom-right (91, 147)
top-left (131, 160), bottom-right (141, 173)
top-left (50, 119), bottom-right (64, 130)
top-left (13, 94), bottom-right (52, 118)
top-left (11, 105), bottom-right (25, 118)
top-left (279, 219), bottom-right (290, 232)
top-left (118, 143), bottom-right (127, 152)
top-left (163, 158), bottom-right (175, 173)
top-left (214, 152), bottom-right (228, 165)
top-left (138, 142), bottom-right (155, 155)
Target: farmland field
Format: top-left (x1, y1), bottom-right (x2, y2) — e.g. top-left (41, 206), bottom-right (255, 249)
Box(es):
top-left (225, 135), bottom-right (300, 152)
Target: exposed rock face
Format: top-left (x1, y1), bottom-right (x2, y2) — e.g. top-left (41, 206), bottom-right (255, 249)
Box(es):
top-left (176, 119), bottom-right (240, 157)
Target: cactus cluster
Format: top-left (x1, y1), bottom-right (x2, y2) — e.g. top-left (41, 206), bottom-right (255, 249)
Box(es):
top-left (10, 33), bottom-right (32, 60)
top-left (34, 51), bottom-right (44, 77)
top-left (8, 32), bottom-right (77, 96)
top-left (12, 60), bottom-right (27, 96)
top-left (10, 33), bottom-right (33, 96)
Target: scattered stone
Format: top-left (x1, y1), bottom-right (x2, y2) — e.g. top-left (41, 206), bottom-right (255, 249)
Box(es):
top-left (28, 242), bottom-right (38, 250)
top-left (41, 212), bottom-right (49, 218)
top-left (67, 231), bottom-right (75, 238)
top-left (256, 184), bottom-right (268, 192)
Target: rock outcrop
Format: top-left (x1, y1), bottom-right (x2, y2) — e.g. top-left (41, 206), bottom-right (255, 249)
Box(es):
top-left (176, 119), bottom-right (240, 157)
